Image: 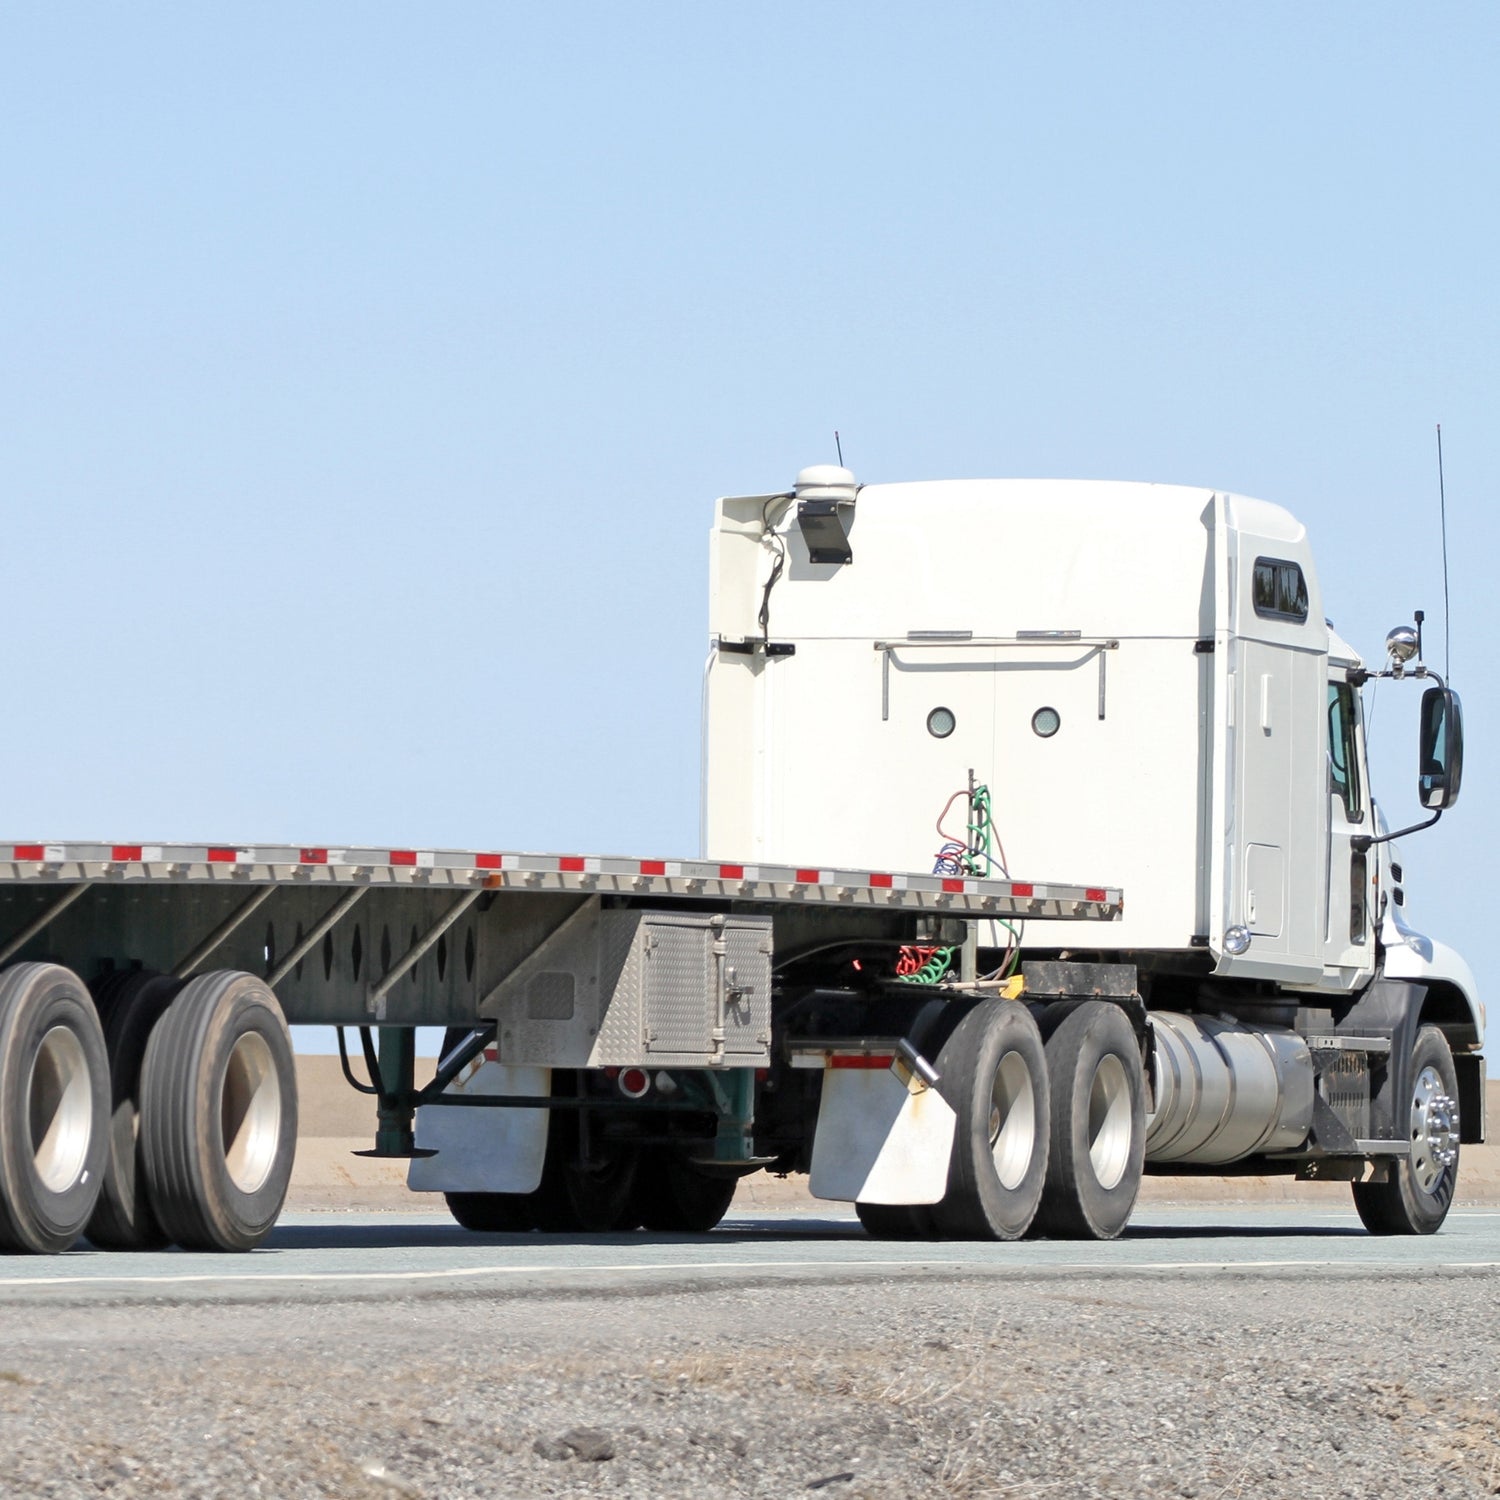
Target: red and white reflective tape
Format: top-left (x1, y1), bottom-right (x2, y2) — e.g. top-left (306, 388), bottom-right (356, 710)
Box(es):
top-left (0, 842), bottom-right (1122, 920)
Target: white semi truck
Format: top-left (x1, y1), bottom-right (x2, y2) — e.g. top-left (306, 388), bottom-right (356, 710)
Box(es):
top-left (0, 466), bottom-right (1479, 1255)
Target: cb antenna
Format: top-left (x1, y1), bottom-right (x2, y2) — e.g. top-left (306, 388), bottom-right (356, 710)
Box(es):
top-left (834, 430), bottom-right (844, 467)
top-left (1436, 423), bottom-right (1451, 678)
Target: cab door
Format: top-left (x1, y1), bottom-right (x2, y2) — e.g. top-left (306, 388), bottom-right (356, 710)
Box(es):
top-left (1206, 495), bottom-right (1328, 982)
top-left (1323, 676), bottom-right (1376, 981)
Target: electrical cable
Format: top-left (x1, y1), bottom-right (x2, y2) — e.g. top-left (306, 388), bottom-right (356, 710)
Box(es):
top-left (758, 495), bottom-right (790, 649)
top-left (925, 780), bottom-right (1024, 982)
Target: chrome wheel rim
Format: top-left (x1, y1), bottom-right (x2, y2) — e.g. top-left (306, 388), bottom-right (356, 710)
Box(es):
top-left (221, 1032), bottom-right (281, 1194)
top-left (1409, 1064), bottom-right (1459, 1195)
top-left (27, 1025), bottom-right (94, 1194)
top-left (1088, 1053), bottom-right (1133, 1190)
top-left (988, 1051), bottom-right (1037, 1190)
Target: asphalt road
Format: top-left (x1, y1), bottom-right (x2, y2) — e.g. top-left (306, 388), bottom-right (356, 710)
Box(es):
top-left (3, 1204), bottom-right (1498, 1306)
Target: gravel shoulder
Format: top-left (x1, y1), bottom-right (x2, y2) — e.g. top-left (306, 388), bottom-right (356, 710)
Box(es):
top-left (2, 1263), bottom-right (1498, 1499)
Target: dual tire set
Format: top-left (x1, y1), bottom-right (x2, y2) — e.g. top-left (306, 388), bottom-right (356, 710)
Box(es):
top-left (857, 996), bottom-right (1462, 1241)
top-left (858, 996), bottom-right (1148, 1243)
top-left (440, 1031), bottom-right (741, 1237)
top-left (446, 1143), bottom-right (740, 1237)
top-left (0, 963), bottom-right (297, 1255)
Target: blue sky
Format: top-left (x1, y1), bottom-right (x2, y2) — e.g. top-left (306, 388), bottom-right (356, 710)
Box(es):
top-left (3, 4), bottom-right (1496, 1057)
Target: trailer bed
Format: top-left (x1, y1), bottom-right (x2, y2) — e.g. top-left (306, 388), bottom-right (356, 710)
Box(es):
top-left (0, 841), bottom-right (1122, 1028)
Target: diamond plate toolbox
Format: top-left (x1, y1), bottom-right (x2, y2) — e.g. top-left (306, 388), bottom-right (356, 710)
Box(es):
top-left (595, 909), bottom-right (772, 1067)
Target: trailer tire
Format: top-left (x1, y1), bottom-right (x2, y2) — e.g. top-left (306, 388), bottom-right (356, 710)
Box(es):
top-left (434, 1031), bottom-right (544, 1233)
top-left (86, 973), bottom-right (185, 1250)
top-left (0, 964), bottom-right (111, 1254)
top-left (140, 971), bottom-right (297, 1251)
top-left (444, 1190), bottom-right (537, 1233)
top-left (530, 1100), bottom-right (638, 1233)
top-left (1352, 1025), bottom-right (1460, 1236)
top-left (854, 1202), bottom-right (933, 1240)
top-left (1033, 1000), bottom-right (1145, 1240)
top-left (929, 998), bottom-right (1049, 1240)
top-left (634, 1150), bottom-right (739, 1233)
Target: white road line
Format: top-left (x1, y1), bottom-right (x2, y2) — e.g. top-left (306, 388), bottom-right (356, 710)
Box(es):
top-left (3, 1256), bottom-right (1499, 1291)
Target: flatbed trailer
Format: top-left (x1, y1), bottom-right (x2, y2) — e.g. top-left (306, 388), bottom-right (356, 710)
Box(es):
top-left (5, 460), bottom-right (1482, 1258)
top-left (0, 838), bottom-right (1121, 1253)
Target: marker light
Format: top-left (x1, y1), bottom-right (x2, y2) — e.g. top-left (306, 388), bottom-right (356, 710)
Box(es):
top-left (1223, 924), bottom-right (1252, 955)
top-left (617, 1068), bottom-right (651, 1099)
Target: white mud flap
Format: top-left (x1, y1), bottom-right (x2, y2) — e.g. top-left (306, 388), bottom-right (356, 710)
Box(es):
top-left (804, 1049), bottom-right (957, 1205)
top-left (408, 1050), bottom-right (550, 1194)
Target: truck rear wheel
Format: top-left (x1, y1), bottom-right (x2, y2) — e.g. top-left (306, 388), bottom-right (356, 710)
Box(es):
top-left (929, 998), bottom-right (1049, 1240)
top-left (1033, 1001), bottom-right (1145, 1240)
top-left (86, 973), bottom-right (184, 1250)
top-left (140, 971), bottom-right (297, 1251)
top-left (854, 1202), bottom-right (933, 1239)
top-left (530, 1096), bottom-right (638, 1233)
top-left (1352, 1025), bottom-right (1460, 1236)
top-left (0, 964), bottom-right (110, 1254)
top-left (445, 1190), bottom-right (537, 1232)
top-left (634, 1149), bottom-right (739, 1232)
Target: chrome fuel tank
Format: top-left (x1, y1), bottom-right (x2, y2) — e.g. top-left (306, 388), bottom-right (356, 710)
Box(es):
top-left (1146, 1011), bottom-right (1314, 1164)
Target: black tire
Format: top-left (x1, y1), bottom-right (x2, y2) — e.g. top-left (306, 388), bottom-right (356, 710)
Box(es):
top-left (444, 1189), bottom-right (537, 1232)
top-left (140, 971), bottom-right (297, 1251)
top-left (0, 963), bottom-right (110, 1254)
top-left (929, 998), bottom-right (1050, 1240)
top-left (530, 1103), bottom-right (639, 1233)
top-left (86, 973), bottom-right (186, 1250)
top-left (634, 1149), bottom-right (739, 1232)
top-left (854, 1201), bottom-right (934, 1240)
top-left (1352, 1025), bottom-right (1461, 1235)
top-left (88, 969), bottom-right (140, 1019)
top-left (1033, 1001), bottom-right (1145, 1240)
top-left (436, 1028), bottom-right (544, 1234)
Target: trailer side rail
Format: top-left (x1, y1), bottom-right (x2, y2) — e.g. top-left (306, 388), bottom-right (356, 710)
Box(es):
top-left (0, 843), bottom-right (1122, 921)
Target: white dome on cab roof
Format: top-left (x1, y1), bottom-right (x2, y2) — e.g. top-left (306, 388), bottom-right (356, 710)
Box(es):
top-left (794, 465), bottom-right (858, 503)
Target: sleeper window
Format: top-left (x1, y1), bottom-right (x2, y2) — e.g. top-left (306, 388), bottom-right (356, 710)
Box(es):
top-left (1253, 558), bottom-right (1309, 623)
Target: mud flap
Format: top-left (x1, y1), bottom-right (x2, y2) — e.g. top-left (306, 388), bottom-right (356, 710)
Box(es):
top-left (408, 1056), bottom-right (550, 1194)
top-left (806, 1052), bottom-right (956, 1205)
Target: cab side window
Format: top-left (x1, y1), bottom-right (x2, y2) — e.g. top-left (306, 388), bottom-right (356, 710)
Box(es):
top-left (1254, 558), bottom-right (1309, 623)
top-left (1328, 682), bottom-right (1363, 822)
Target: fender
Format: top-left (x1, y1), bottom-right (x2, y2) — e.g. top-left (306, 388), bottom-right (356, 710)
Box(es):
top-left (1337, 954), bottom-right (1485, 1146)
top-left (1381, 922), bottom-right (1485, 1046)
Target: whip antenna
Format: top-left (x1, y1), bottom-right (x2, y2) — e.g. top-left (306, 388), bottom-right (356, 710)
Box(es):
top-left (835, 430), bottom-right (844, 466)
top-left (1436, 423), bottom-right (1451, 678)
